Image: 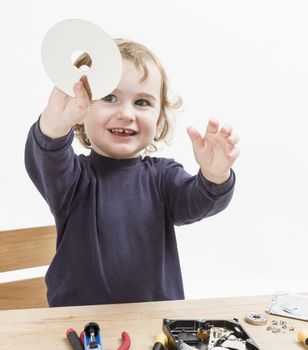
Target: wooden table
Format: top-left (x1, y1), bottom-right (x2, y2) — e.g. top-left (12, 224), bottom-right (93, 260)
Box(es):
top-left (0, 295), bottom-right (306, 349)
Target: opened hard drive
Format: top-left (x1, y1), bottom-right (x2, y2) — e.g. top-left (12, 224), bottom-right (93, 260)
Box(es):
top-left (163, 318), bottom-right (260, 350)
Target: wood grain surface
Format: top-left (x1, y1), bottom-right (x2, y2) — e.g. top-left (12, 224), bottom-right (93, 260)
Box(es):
top-left (0, 295), bottom-right (306, 349)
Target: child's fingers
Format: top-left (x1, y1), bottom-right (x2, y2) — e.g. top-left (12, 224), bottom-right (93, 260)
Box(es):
top-left (79, 75), bottom-right (92, 100)
top-left (226, 133), bottom-right (239, 146)
top-left (227, 146), bottom-right (240, 162)
top-left (223, 133), bottom-right (239, 155)
top-left (220, 124), bottom-right (233, 138)
top-left (73, 81), bottom-right (90, 112)
top-left (205, 119), bottom-right (219, 135)
top-left (73, 81), bottom-right (88, 99)
top-left (186, 126), bottom-right (204, 152)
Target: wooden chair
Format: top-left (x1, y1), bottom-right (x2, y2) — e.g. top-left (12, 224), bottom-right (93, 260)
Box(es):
top-left (0, 225), bottom-right (56, 310)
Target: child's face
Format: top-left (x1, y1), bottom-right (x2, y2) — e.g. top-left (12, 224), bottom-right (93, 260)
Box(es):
top-left (83, 59), bottom-right (161, 159)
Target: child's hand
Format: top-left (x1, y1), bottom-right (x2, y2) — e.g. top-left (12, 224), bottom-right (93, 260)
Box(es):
top-left (40, 76), bottom-right (92, 139)
top-left (187, 119), bottom-right (240, 184)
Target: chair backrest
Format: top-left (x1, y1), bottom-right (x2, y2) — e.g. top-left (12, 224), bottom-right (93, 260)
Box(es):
top-left (0, 225), bottom-right (56, 310)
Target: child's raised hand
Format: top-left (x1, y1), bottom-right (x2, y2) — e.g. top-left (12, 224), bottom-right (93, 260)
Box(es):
top-left (40, 76), bottom-right (92, 139)
top-left (187, 119), bottom-right (240, 184)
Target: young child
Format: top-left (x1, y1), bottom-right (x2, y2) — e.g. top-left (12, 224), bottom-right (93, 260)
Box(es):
top-left (25, 39), bottom-right (239, 307)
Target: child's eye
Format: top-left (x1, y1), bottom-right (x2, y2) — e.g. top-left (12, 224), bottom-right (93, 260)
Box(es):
top-left (101, 94), bottom-right (117, 103)
top-left (135, 99), bottom-right (151, 107)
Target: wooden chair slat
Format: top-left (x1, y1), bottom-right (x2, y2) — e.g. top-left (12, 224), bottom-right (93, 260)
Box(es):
top-left (0, 278), bottom-right (48, 310)
top-left (0, 225), bottom-right (56, 272)
top-left (0, 225), bottom-right (56, 309)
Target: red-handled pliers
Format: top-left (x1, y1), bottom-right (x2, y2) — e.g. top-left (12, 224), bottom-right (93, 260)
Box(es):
top-left (117, 331), bottom-right (131, 350)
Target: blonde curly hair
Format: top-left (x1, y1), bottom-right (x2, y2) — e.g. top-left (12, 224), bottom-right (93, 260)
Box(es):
top-left (73, 38), bottom-right (182, 153)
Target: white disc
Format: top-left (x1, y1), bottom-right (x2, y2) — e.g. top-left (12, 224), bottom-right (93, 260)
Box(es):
top-left (41, 18), bottom-right (122, 100)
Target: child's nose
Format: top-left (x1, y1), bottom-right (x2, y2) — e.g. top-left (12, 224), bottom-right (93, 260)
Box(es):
top-left (116, 103), bottom-right (135, 121)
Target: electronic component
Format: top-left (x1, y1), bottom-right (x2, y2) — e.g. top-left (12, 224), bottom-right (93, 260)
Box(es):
top-left (245, 312), bottom-right (268, 326)
top-left (162, 318), bottom-right (260, 350)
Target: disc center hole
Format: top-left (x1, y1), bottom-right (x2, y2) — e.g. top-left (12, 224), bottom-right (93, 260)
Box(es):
top-left (71, 50), bottom-right (92, 72)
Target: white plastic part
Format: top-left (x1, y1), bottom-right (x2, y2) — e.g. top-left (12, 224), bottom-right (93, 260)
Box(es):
top-left (41, 18), bottom-right (122, 100)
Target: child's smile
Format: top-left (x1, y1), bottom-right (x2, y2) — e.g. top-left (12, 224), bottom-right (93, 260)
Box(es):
top-left (108, 127), bottom-right (138, 138)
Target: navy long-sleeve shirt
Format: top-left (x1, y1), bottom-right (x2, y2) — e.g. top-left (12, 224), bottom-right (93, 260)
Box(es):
top-left (25, 121), bottom-right (236, 307)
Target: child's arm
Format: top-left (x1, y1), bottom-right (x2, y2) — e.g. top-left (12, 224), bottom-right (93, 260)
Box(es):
top-left (25, 77), bottom-right (92, 218)
top-left (187, 119), bottom-right (240, 184)
top-left (39, 76), bottom-right (91, 139)
top-left (161, 159), bottom-right (235, 225)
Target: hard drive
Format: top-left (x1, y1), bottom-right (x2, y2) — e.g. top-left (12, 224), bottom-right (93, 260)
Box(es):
top-left (163, 318), bottom-right (260, 350)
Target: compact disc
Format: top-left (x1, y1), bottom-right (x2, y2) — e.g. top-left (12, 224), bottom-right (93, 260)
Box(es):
top-left (41, 18), bottom-right (122, 100)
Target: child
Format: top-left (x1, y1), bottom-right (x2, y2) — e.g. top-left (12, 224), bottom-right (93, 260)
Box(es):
top-left (25, 39), bottom-right (239, 307)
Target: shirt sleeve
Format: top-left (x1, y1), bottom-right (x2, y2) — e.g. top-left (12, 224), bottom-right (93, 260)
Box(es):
top-left (160, 158), bottom-right (236, 225)
top-left (24, 119), bottom-right (90, 218)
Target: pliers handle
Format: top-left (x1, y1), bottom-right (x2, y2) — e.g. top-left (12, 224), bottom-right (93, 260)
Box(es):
top-left (117, 331), bottom-right (131, 350)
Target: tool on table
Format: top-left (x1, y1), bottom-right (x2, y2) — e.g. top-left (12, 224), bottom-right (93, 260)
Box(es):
top-left (117, 331), bottom-right (131, 350)
top-left (245, 313), bottom-right (268, 326)
top-left (71, 322), bottom-right (131, 350)
top-left (66, 328), bottom-right (84, 350)
top-left (298, 329), bottom-right (308, 347)
top-left (152, 333), bottom-right (168, 350)
top-left (82, 322), bottom-right (102, 350)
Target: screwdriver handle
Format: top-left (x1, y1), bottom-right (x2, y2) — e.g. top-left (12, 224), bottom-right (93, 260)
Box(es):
top-left (152, 342), bottom-right (164, 350)
top-left (152, 333), bottom-right (168, 350)
top-left (66, 328), bottom-right (84, 350)
top-left (298, 329), bottom-right (308, 347)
